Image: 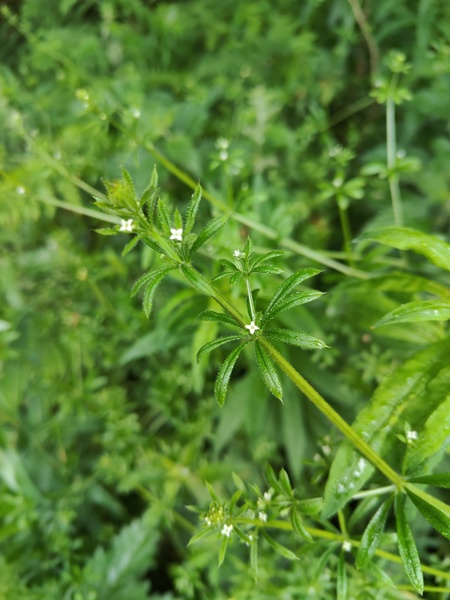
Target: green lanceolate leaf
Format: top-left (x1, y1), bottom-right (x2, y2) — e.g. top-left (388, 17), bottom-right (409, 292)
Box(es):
top-left (95, 227), bottom-right (119, 235)
top-left (188, 526), bottom-right (212, 546)
top-left (322, 338), bottom-right (450, 519)
top-left (279, 469), bottom-right (293, 497)
top-left (264, 328), bottom-right (328, 349)
top-left (251, 250), bottom-right (285, 269)
top-left (404, 393), bottom-right (450, 473)
top-left (250, 264), bottom-right (283, 275)
top-left (190, 213), bottom-right (229, 255)
top-left (261, 530), bottom-right (299, 561)
top-left (140, 167), bottom-right (159, 225)
top-left (265, 268), bottom-right (322, 316)
top-left (290, 508), bottom-right (313, 541)
top-left (264, 464), bottom-right (285, 496)
top-left (121, 167), bottom-right (138, 204)
top-left (131, 266), bottom-right (176, 298)
top-left (356, 495), bottom-right (394, 569)
top-left (218, 534), bottom-right (230, 566)
top-left (395, 494), bottom-right (423, 595)
top-left (263, 290), bottom-right (323, 323)
top-left (214, 341), bottom-right (249, 407)
top-left (156, 197), bottom-right (172, 235)
top-left (196, 310), bottom-right (240, 328)
top-left (405, 484), bottom-right (450, 541)
top-left (122, 235), bottom-right (141, 256)
top-left (142, 270), bottom-right (171, 318)
top-left (173, 207), bottom-right (183, 230)
top-left (408, 472), bottom-right (450, 488)
top-left (184, 184), bottom-right (202, 235)
top-left (363, 227), bottom-right (450, 272)
top-left (197, 335), bottom-right (244, 363)
top-left (372, 300), bottom-right (450, 328)
top-left (211, 270), bottom-right (237, 282)
top-left (141, 237), bottom-right (164, 254)
top-left (254, 341), bottom-right (283, 401)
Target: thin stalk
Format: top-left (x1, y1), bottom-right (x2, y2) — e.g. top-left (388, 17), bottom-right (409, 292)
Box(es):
top-left (245, 278), bottom-right (256, 321)
top-left (386, 77), bottom-right (404, 227)
top-left (258, 337), bottom-right (404, 489)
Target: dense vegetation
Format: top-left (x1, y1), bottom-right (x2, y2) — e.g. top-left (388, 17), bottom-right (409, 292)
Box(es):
top-left (1, 1), bottom-right (449, 598)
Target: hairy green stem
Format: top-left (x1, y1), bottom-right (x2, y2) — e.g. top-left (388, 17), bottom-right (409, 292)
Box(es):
top-left (337, 202), bottom-right (354, 266)
top-left (245, 278), bottom-right (256, 321)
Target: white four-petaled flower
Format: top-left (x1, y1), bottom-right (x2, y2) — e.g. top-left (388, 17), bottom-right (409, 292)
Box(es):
top-left (233, 250), bottom-right (243, 258)
top-left (258, 511), bottom-right (267, 522)
top-left (170, 228), bottom-right (183, 241)
top-left (342, 541), bottom-right (352, 552)
top-left (245, 321), bottom-right (259, 335)
top-left (221, 523), bottom-right (233, 537)
top-left (119, 219), bottom-right (134, 232)
top-left (406, 430), bottom-right (418, 441)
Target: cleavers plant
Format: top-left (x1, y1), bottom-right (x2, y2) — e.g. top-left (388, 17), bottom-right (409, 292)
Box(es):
top-left (96, 167), bottom-right (450, 597)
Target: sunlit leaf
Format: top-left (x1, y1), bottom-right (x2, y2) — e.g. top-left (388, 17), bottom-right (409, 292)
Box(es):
top-left (254, 341), bottom-right (283, 401)
top-left (372, 300), bottom-right (450, 328)
top-left (131, 266), bottom-right (175, 298)
top-left (190, 214), bottom-right (229, 254)
top-left (196, 335), bottom-right (243, 363)
top-left (196, 310), bottom-right (241, 328)
top-left (408, 473), bottom-right (450, 489)
top-left (264, 328), bottom-right (328, 349)
top-left (405, 484), bottom-right (450, 541)
top-left (337, 551), bottom-right (348, 600)
top-left (356, 495), bottom-right (393, 569)
top-left (184, 183), bottom-right (202, 234)
top-left (261, 530), bottom-right (299, 561)
top-left (395, 494), bottom-right (423, 595)
top-left (363, 227), bottom-right (450, 272)
top-left (263, 290), bottom-right (323, 323)
top-left (265, 268), bottom-right (322, 317)
top-left (214, 342), bottom-right (249, 407)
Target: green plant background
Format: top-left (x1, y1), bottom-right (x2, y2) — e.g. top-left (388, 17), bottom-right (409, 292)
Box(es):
top-left (1, 1), bottom-right (449, 598)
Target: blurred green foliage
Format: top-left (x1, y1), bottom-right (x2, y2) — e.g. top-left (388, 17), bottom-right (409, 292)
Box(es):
top-left (1, 0), bottom-right (450, 598)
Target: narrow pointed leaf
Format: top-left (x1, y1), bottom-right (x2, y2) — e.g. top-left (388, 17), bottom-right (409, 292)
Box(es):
top-left (95, 227), bottom-right (119, 235)
top-left (363, 227), bottom-right (450, 272)
top-left (356, 495), bottom-right (394, 569)
top-left (218, 535), bottom-right (229, 566)
top-left (265, 268), bottom-right (322, 316)
top-left (406, 485), bottom-right (450, 541)
top-left (141, 237), bottom-right (164, 254)
top-left (214, 342), bottom-right (249, 407)
top-left (173, 207), bottom-right (183, 230)
top-left (185, 184), bottom-right (202, 234)
top-left (395, 494), bottom-right (423, 595)
top-left (408, 473), bottom-right (450, 488)
top-left (131, 266), bottom-right (175, 298)
top-left (188, 526), bottom-right (212, 546)
top-left (197, 335), bottom-right (244, 363)
top-left (211, 271), bottom-right (237, 282)
top-left (122, 235), bottom-right (141, 256)
top-left (190, 214), bottom-right (229, 254)
top-left (140, 166), bottom-right (159, 225)
top-left (142, 271), bottom-right (171, 318)
top-left (372, 300), bottom-right (450, 328)
top-left (230, 272), bottom-right (243, 285)
top-left (121, 167), bottom-right (137, 202)
top-left (196, 310), bottom-right (241, 328)
top-left (251, 250), bottom-right (285, 269)
top-left (291, 508), bottom-right (313, 541)
top-left (279, 469), bottom-right (293, 497)
top-left (218, 258), bottom-right (239, 272)
top-left (263, 290), bottom-right (323, 322)
top-left (254, 341), bottom-right (283, 401)
top-left (297, 497), bottom-right (323, 516)
top-left (251, 265), bottom-right (283, 275)
top-left (261, 530), bottom-right (299, 560)
top-left (205, 481), bottom-right (220, 502)
top-left (264, 464), bottom-right (285, 496)
top-left (157, 198), bottom-right (172, 235)
top-left (264, 328), bottom-right (328, 349)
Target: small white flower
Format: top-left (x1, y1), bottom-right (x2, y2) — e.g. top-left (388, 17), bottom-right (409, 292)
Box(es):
top-left (263, 491), bottom-right (272, 501)
top-left (233, 250), bottom-right (243, 258)
top-left (219, 150), bottom-right (229, 161)
top-left (216, 137), bottom-right (230, 150)
top-left (245, 321), bottom-right (259, 335)
top-left (221, 523), bottom-right (233, 537)
top-left (406, 430), bottom-right (418, 441)
top-left (119, 218), bottom-right (134, 232)
top-left (204, 516), bottom-right (212, 526)
top-left (170, 228), bottom-right (183, 241)
top-left (342, 541), bottom-right (352, 552)
top-left (258, 511), bottom-right (267, 522)
top-left (132, 108), bottom-right (141, 119)
top-left (333, 177), bottom-right (343, 188)
top-left (322, 445), bottom-right (332, 456)
top-left (16, 186), bottom-right (26, 195)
